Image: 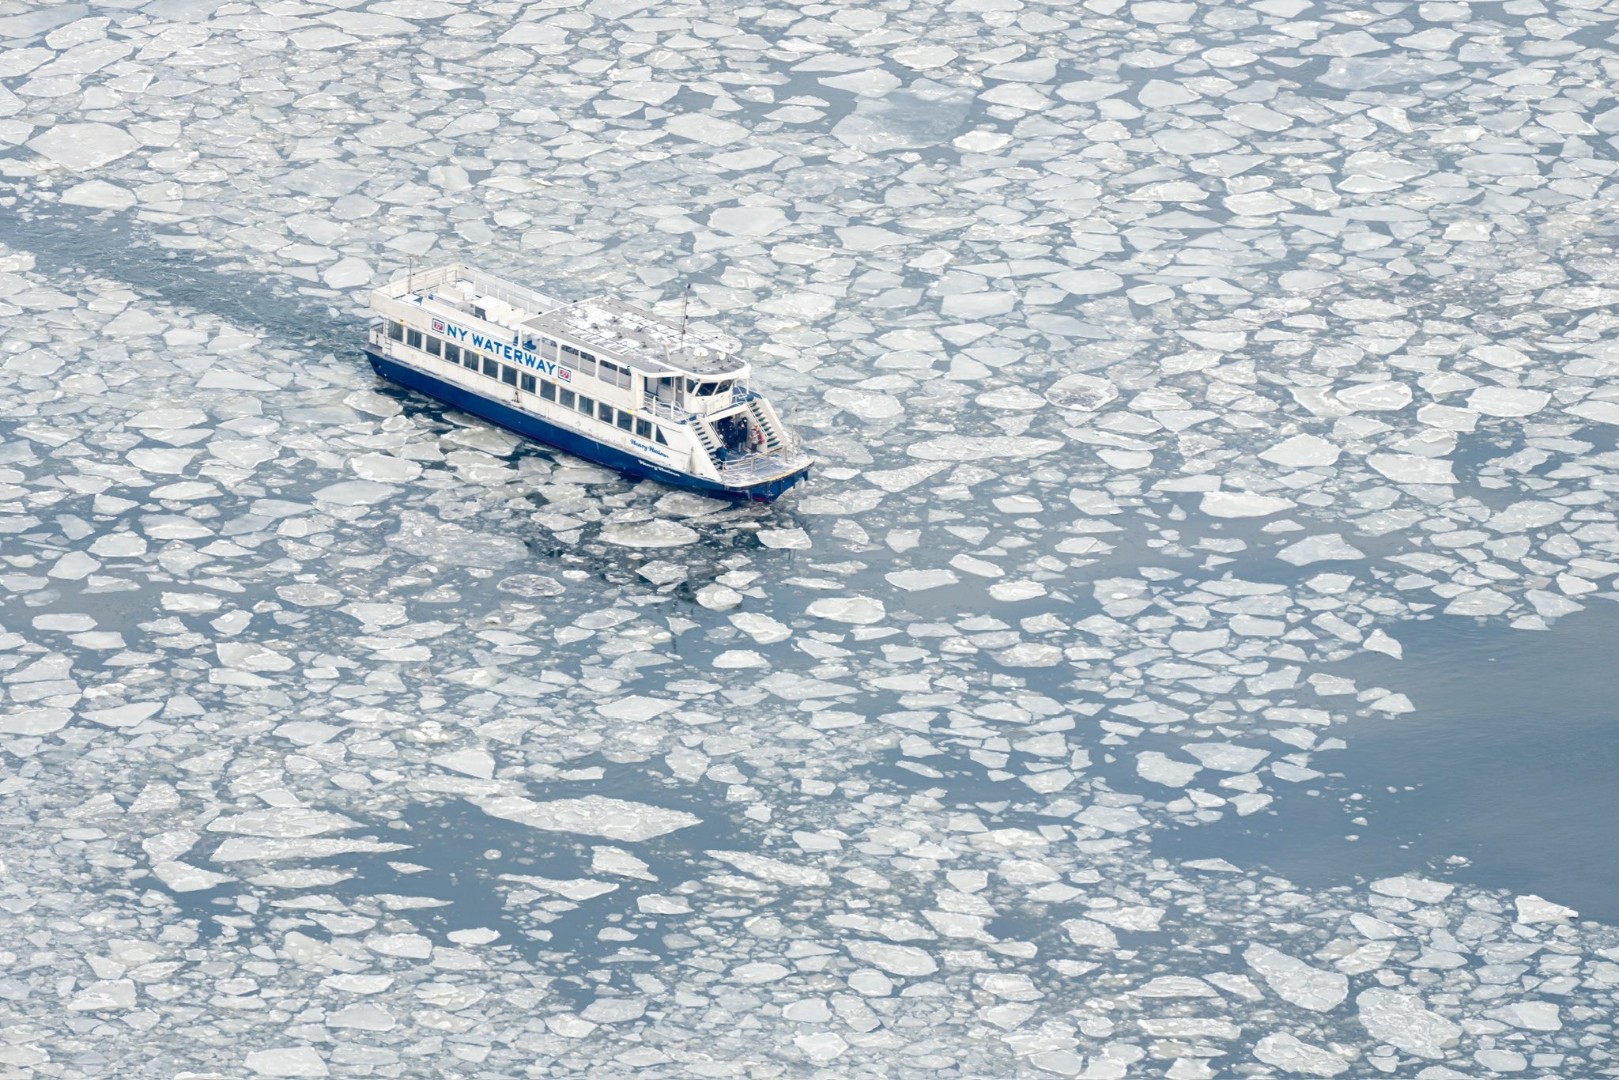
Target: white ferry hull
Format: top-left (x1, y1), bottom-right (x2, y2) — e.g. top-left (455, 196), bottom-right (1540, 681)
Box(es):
top-left (364, 349), bottom-right (811, 503)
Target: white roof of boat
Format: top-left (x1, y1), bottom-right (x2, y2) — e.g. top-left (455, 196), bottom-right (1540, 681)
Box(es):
top-left (378, 264), bottom-right (745, 378)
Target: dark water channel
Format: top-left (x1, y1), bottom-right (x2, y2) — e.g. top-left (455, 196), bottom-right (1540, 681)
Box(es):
top-left (1158, 599), bottom-right (1619, 922)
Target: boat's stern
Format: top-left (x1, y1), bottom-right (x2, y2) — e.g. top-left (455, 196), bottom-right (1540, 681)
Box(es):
top-left (731, 458), bottom-right (812, 502)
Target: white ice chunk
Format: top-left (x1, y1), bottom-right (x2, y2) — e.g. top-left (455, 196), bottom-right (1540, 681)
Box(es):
top-left (757, 527), bottom-right (811, 549)
top-left (1086, 905), bottom-right (1163, 932)
top-left (806, 595), bottom-right (885, 624)
top-left (208, 809), bottom-right (362, 839)
top-left (1075, 805), bottom-right (1148, 832)
top-left (827, 388), bottom-right (903, 420)
top-left (1044, 373), bottom-right (1119, 412)
top-left (150, 860), bottom-right (232, 892)
top-left (977, 386), bottom-right (1045, 411)
top-left (886, 569), bottom-right (959, 592)
top-left (1486, 1001), bottom-right (1560, 1031)
top-left (61, 179), bottom-right (136, 210)
top-left (1131, 976), bottom-right (1214, 998)
top-left (327, 1003), bottom-right (396, 1031)
top-left (1569, 400), bottom-right (1619, 426)
top-left (846, 941), bottom-right (937, 977)
top-left (1182, 743), bottom-right (1268, 772)
top-left (68, 980), bottom-right (136, 1012)
top-left (314, 480), bottom-right (395, 506)
top-left (29, 123), bottom-right (139, 169)
top-left (707, 849), bottom-right (830, 887)
top-left (1355, 988), bottom-right (1459, 1059)
top-left (596, 696), bottom-right (675, 722)
top-left (1245, 944), bottom-right (1348, 1011)
top-left (1135, 751), bottom-right (1201, 788)
top-left (1367, 454), bottom-right (1456, 485)
top-left (1514, 894), bottom-right (1577, 924)
top-left (1364, 629), bottom-right (1402, 659)
top-left (244, 1047), bottom-right (329, 1077)
top-left (48, 551), bottom-right (101, 580)
top-left (1201, 491), bottom-right (1294, 518)
top-left (1487, 501), bottom-right (1566, 532)
top-left (322, 257), bottom-right (372, 289)
top-left (1467, 387), bottom-right (1550, 417)
top-left (601, 520), bottom-right (699, 548)
top-left (1369, 876), bottom-right (1453, 903)
top-left (665, 114), bottom-right (748, 145)
top-left (909, 435), bottom-right (1062, 461)
top-left (471, 795), bottom-right (699, 842)
top-left (1260, 433), bottom-right (1340, 467)
top-left (1336, 382), bottom-right (1412, 412)
top-left (1277, 533), bottom-right (1365, 566)
top-left (432, 748), bottom-right (495, 779)
top-left (1253, 1033), bottom-right (1349, 1077)
top-left (350, 453), bottom-right (420, 483)
top-left (892, 45), bottom-right (957, 69)
top-left (212, 838), bottom-right (407, 862)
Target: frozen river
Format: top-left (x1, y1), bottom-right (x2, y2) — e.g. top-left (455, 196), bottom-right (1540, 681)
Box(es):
top-left (2, 0), bottom-right (1618, 1076)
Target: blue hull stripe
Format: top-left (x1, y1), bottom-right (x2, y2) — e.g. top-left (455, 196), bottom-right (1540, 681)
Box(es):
top-left (364, 350), bottom-right (809, 502)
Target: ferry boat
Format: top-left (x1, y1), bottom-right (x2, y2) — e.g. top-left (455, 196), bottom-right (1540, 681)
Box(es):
top-left (364, 264), bottom-right (812, 502)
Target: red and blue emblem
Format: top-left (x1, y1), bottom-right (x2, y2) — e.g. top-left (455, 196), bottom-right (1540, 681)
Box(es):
top-left (558, 368), bottom-right (572, 382)
top-left (431, 318), bottom-right (446, 334)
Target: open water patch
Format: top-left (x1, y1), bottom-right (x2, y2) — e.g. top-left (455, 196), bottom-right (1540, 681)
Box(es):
top-left (1157, 601), bottom-right (1619, 922)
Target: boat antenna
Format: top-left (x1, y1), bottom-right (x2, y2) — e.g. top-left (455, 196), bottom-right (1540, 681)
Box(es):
top-left (679, 283), bottom-right (689, 349)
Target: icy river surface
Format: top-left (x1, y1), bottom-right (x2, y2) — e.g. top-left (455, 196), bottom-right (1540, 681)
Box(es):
top-left (2, 0), bottom-right (1619, 1077)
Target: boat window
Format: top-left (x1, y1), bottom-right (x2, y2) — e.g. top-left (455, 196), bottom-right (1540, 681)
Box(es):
top-left (425, 335), bottom-right (442, 357)
top-left (406, 328), bottom-right (422, 350)
top-left (520, 373), bottom-right (536, 393)
top-left (541, 380), bottom-right (556, 401)
top-left (598, 401), bottom-right (613, 422)
top-left (502, 365), bottom-right (518, 386)
top-left (462, 351), bottom-right (479, 370)
top-left (714, 380), bottom-right (730, 395)
top-left (482, 357), bottom-right (498, 378)
top-left (616, 410), bottom-right (633, 431)
top-left (577, 355), bottom-right (597, 379)
top-left (560, 389), bottom-right (575, 409)
top-left (540, 338), bottom-right (557, 360)
top-left (653, 427), bottom-right (667, 445)
top-left (577, 395), bottom-right (595, 417)
top-left (388, 321), bottom-right (404, 342)
top-left (635, 419), bottom-right (651, 439)
top-left (562, 345), bottom-right (580, 360)
top-left (445, 343), bottom-right (460, 363)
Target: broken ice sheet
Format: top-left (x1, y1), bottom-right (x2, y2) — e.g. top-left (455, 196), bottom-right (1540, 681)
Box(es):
top-left (2, 0), bottom-right (1618, 1074)
top-left (471, 795), bottom-right (700, 842)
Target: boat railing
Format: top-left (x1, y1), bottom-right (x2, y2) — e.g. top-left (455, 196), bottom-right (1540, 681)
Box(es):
top-left (460, 266), bottom-right (563, 315)
top-left (642, 398), bottom-right (688, 422)
top-left (713, 446), bottom-right (812, 484)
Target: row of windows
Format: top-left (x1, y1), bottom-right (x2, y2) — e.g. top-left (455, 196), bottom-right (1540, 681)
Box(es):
top-left (561, 344), bottom-right (633, 390)
top-left (386, 321), bottom-right (668, 445)
top-left (388, 322), bottom-right (636, 391)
